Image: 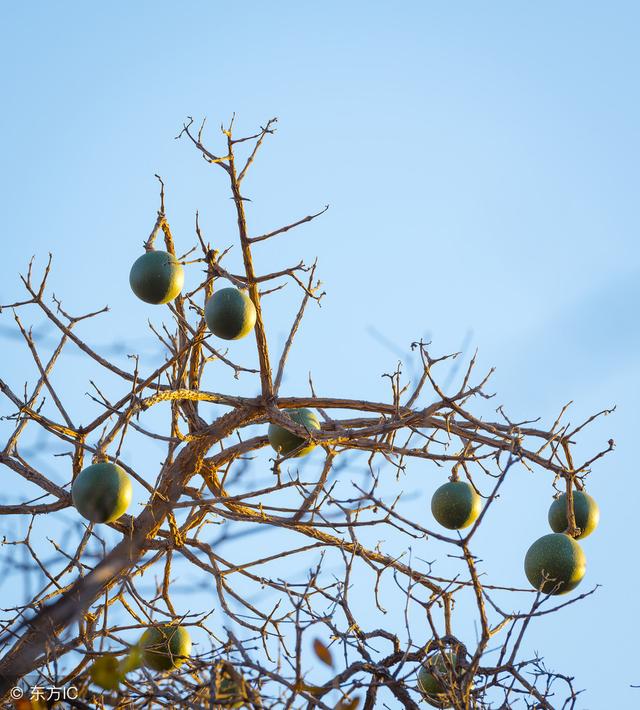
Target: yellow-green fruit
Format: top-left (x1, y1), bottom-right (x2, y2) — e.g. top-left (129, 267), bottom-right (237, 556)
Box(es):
top-left (548, 491), bottom-right (599, 539)
top-left (129, 250), bottom-right (184, 305)
top-left (216, 664), bottom-right (248, 708)
top-left (120, 644), bottom-right (143, 673)
top-left (268, 408), bottom-right (320, 457)
top-left (140, 624), bottom-right (192, 671)
top-left (90, 655), bottom-right (122, 691)
top-left (71, 462), bottom-right (132, 523)
top-left (204, 288), bottom-right (257, 340)
top-left (417, 653), bottom-right (456, 708)
top-left (430, 481), bottom-right (482, 530)
top-left (524, 533), bottom-right (586, 595)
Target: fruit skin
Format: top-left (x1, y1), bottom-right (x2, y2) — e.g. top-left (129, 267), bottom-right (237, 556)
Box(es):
top-left (548, 491), bottom-right (599, 539)
top-left (417, 652), bottom-right (456, 708)
top-left (268, 409), bottom-right (320, 457)
top-left (129, 250), bottom-right (184, 305)
top-left (431, 481), bottom-right (482, 530)
top-left (140, 624), bottom-right (192, 671)
top-left (72, 462), bottom-right (132, 523)
top-left (524, 533), bottom-right (586, 595)
top-left (215, 662), bottom-right (249, 708)
top-left (204, 288), bottom-right (257, 340)
top-left (120, 643), bottom-right (143, 674)
top-left (90, 655), bottom-right (122, 691)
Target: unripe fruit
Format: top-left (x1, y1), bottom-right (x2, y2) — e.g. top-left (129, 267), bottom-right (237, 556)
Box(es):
top-left (140, 624), bottom-right (192, 671)
top-left (430, 481), bottom-right (481, 530)
top-left (90, 655), bottom-right (122, 691)
top-left (268, 408), bottom-right (320, 457)
top-left (548, 490), bottom-right (599, 539)
top-left (216, 663), bottom-right (248, 708)
top-left (204, 288), bottom-right (257, 340)
top-left (129, 250), bottom-right (184, 305)
top-left (417, 652), bottom-right (456, 708)
top-left (120, 644), bottom-right (143, 674)
top-left (524, 533), bottom-right (586, 595)
top-left (72, 462), bottom-right (132, 523)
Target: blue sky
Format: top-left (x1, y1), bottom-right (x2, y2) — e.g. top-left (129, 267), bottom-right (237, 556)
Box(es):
top-left (1, 2), bottom-right (639, 706)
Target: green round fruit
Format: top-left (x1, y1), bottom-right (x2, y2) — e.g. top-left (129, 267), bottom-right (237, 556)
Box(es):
top-left (129, 250), bottom-right (184, 305)
top-left (216, 663), bottom-right (248, 708)
top-left (72, 462), bottom-right (132, 523)
top-left (204, 288), bottom-right (257, 340)
top-left (548, 490), bottom-right (599, 539)
top-left (430, 481), bottom-right (482, 530)
top-left (268, 408), bottom-right (320, 457)
top-left (417, 653), bottom-right (456, 708)
top-left (90, 655), bottom-right (122, 691)
top-left (120, 644), bottom-right (143, 674)
top-left (140, 624), bottom-right (192, 671)
top-left (524, 533), bottom-right (586, 595)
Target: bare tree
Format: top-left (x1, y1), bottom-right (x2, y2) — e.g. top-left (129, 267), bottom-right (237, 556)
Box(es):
top-left (0, 117), bottom-right (613, 709)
